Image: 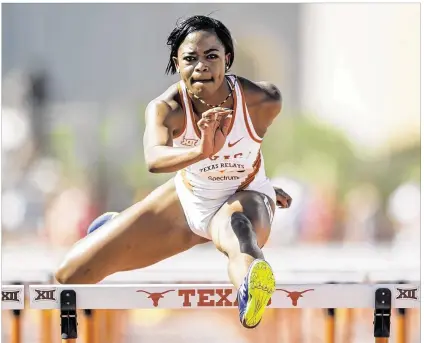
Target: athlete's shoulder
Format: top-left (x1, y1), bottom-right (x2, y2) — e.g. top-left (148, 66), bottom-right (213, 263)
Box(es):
top-left (146, 82), bottom-right (184, 118)
top-left (145, 82), bottom-right (185, 130)
top-left (236, 76), bottom-right (282, 127)
top-left (236, 76), bottom-right (282, 106)
top-left (148, 82), bottom-right (182, 112)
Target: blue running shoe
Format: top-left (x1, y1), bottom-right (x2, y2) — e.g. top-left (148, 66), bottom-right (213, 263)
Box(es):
top-left (87, 212), bottom-right (119, 235)
top-left (237, 259), bottom-right (276, 329)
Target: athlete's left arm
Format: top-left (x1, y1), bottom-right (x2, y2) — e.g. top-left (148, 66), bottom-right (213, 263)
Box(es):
top-left (255, 81), bottom-right (283, 130)
top-left (255, 82), bottom-right (291, 209)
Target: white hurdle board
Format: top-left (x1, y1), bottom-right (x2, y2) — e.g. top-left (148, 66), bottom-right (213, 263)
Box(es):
top-left (28, 283), bottom-right (420, 310)
top-left (2, 285), bottom-right (25, 310)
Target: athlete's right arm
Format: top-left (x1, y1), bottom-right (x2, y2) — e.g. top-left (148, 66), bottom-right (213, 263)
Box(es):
top-left (143, 100), bottom-right (205, 173)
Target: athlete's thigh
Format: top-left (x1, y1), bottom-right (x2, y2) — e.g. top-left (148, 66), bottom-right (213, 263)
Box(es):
top-left (58, 177), bottom-right (207, 282)
top-left (110, 177), bottom-right (209, 269)
top-left (207, 190), bottom-right (275, 253)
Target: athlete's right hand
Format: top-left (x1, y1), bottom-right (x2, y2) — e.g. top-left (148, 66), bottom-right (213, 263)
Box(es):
top-left (197, 107), bottom-right (233, 158)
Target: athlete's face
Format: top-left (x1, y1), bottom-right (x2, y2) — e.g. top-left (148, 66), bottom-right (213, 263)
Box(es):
top-left (174, 30), bottom-right (231, 98)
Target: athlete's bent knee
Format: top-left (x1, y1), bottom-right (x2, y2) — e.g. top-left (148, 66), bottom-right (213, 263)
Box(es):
top-left (54, 249), bottom-right (103, 284)
top-left (54, 263), bottom-right (76, 284)
top-left (229, 212), bottom-right (262, 256)
top-left (55, 261), bottom-right (100, 284)
top-left (231, 205), bottom-right (270, 248)
top-left (231, 212), bottom-right (254, 240)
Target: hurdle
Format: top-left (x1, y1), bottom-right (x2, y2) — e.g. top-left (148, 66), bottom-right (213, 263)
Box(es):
top-left (22, 282), bottom-right (419, 343)
top-left (2, 244), bottom-right (420, 342)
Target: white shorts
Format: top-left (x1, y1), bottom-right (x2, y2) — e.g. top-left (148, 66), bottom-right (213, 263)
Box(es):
top-left (174, 173), bottom-right (276, 239)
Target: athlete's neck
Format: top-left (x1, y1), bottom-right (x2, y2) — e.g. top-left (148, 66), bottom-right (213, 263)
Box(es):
top-left (189, 77), bottom-right (234, 116)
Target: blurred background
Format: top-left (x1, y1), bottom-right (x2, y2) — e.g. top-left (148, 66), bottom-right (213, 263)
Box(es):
top-left (1, 3), bottom-right (420, 343)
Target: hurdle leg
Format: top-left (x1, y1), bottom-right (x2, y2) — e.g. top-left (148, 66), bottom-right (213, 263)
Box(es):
top-left (374, 288), bottom-right (391, 343)
top-left (113, 310), bottom-right (126, 343)
top-left (345, 308), bottom-right (354, 343)
top-left (324, 308), bottom-right (336, 343)
top-left (105, 310), bottom-right (114, 342)
top-left (94, 310), bottom-right (105, 343)
top-left (11, 310), bottom-right (22, 343)
top-left (41, 310), bottom-right (53, 343)
top-left (60, 290), bottom-right (78, 342)
top-left (341, 282), bottom-right (356, 343)
top-left (82, 310), bottom-right (95, 343)
top-left (396, 308), bottom-right (407, 343)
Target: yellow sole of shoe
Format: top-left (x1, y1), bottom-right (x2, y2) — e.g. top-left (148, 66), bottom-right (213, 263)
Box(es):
top-left (243, 260), bottom-right (276, 328)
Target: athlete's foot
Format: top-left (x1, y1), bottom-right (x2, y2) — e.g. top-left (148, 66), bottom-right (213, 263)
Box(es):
top-left (237, 259), bottom-right (276, 329)
top-left (86, 212), bottom-right (119, 235)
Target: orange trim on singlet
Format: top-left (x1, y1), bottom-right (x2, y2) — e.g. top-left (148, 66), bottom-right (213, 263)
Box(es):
top-left (237, 80), bottom-right (263, 143)
top-left (181, 169), bottom-right (193, 192)
top-left (174, 83), bottom-right (187, 139)
top-left (226, 79), bottom-right (237, 135)
top-left (237, 151), bottom-right (262, 191)
top-left (186, 93), bottom-right (202, 139)
top-left (238, 160), bottom-right (261, 191)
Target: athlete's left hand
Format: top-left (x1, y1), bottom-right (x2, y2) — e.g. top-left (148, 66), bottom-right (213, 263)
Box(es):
top-left (273, 186), bottom-right (292, 209)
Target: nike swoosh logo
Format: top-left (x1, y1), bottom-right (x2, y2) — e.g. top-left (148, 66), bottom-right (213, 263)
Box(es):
top-left (228, 137), bottom-right (244, 147)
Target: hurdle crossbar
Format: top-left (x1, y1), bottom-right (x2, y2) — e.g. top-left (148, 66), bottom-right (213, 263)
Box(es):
top-left (2, 285), bottom-right (25, 310)
top-left (26, 283), bottom-right (420, 310)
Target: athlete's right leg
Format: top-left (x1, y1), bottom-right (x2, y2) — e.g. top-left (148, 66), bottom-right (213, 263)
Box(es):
top-left (207, 189), bottom-right (276, 329)
top-left (54, 178), bottom-right (209, 284)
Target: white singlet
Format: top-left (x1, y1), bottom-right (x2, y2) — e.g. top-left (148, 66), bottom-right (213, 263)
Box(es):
top-left (173, 74), bottom-right (276, 239)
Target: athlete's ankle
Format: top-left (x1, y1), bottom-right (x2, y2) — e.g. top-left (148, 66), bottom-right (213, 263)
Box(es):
top-left (228, 253), bottom-right (259, 290)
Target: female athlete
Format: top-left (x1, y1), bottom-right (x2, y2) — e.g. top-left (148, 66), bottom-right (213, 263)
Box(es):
top-left (55, 15), bottom-right (292, 329)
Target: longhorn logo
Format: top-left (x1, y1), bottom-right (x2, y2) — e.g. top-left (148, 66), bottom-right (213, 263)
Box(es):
top-left (136, 290), bottom-right (175, 307)
top-left (277, 289), bottom-right (315, 306)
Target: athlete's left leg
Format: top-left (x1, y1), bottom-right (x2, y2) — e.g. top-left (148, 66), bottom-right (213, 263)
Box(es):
top-left (207, 190), bottom-right (276, 329)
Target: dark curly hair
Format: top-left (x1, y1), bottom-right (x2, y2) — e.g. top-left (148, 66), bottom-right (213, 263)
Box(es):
top-left (165, 15), bottom-right (235, 75)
